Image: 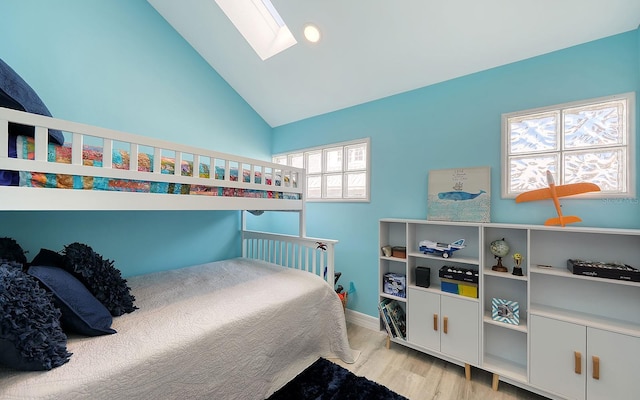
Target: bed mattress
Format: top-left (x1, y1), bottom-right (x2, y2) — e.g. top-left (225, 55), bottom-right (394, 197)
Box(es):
top-left (0, 258), bottom-right (358, 399)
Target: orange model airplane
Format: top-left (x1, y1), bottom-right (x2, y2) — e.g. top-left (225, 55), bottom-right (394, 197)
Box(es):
top-left (515, 170), bottom-right (600, 227)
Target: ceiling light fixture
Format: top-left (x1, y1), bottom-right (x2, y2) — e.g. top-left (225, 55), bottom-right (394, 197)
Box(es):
top-left (303, 24), bottom-right (321, 43)
top-left (214, 0), bottom-right (297, 60)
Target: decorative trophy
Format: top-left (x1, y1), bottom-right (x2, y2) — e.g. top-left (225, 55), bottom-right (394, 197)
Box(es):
top-left (512, 252), bottom-right (524, 276)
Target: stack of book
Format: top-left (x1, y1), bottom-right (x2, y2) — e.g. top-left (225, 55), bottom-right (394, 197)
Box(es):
top-left (378, 298), bottom-right (406, 339)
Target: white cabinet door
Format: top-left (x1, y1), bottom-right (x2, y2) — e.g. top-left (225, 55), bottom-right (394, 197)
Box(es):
top-left (530, 315), bottom-right (586, 400)
top-left (407, 288), bottom-right (440, 352)
top-left (440, 295), bottom-right (479, 365)
top-left (408, 288), bottom-right (479, 365)
top-left (587, 328), bottom-right (640, 400)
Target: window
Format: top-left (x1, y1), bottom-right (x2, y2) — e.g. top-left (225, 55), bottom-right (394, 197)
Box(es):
top-left (502, 93), bottom-right (635, 198)
top-left (213, 0), bottom-right (297, 60)
top-left (273, 138), bottom-right (370, 201)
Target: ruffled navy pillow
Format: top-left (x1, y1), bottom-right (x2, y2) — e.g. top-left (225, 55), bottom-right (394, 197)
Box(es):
top-left (0, 237), bottom-right (27, 265)
top-left (0, 263), bottom-right (72, 371)
top-left (61, 243), bottom-right (137, 317)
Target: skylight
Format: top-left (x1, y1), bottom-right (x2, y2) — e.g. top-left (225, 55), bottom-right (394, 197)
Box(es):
top-left (214, 0), bottom-right (297, 61)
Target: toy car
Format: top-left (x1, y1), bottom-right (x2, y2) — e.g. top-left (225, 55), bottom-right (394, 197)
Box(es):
top-left (419, 239), bottom-right (465, 258)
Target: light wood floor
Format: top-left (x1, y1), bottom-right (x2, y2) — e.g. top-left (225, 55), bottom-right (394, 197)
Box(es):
top-left (330, 322), bottom-right (551, 400)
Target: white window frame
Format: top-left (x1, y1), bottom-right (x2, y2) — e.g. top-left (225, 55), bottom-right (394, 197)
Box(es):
top-left (273, 138), bottom-right (370, 202)
top-left (501, 92), bottom-right (636, 199)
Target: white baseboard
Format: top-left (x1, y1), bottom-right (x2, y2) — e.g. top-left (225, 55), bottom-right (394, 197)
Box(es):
top-left (345, 309), bottom-right (380, 332)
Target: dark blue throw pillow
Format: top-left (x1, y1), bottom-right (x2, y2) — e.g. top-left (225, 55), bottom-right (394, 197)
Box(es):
top-left (0, 263), bottom-right (71, 371)
top-left (31, 248), bottom-right (65, 269)
top-left (28, 265), bottom-right (116, 337)
top-left (0, 57), bottom-right (64, 145)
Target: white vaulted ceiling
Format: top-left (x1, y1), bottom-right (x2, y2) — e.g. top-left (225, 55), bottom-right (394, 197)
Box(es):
top-left (148, 0), bottom-right (640, 127)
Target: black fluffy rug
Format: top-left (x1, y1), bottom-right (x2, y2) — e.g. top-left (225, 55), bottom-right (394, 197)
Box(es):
top-left (267, 358), bottom-right (409, 400)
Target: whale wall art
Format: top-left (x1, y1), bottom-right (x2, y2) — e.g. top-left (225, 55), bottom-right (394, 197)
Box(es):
top-left (427, 166), bottom-right (491, 222)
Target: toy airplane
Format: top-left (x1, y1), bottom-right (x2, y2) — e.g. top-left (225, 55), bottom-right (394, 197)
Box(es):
top-left (419, 239), bottom-right (465, 258)
top-left (515, 170), bottom-right (600, 227)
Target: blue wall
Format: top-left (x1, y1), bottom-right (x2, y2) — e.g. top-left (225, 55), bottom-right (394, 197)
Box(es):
top-left (0, 0), bottom-right (272, 276)
top-left (1, 2), bottom-right (638, 318)
top-left (272, 29), bottom-right (640, 317)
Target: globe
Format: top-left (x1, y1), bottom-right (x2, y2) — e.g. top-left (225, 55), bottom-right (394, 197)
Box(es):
top-left (490, 238), bottom-right (509, 272)
top-left (490, 238), bottom-right (510, 258)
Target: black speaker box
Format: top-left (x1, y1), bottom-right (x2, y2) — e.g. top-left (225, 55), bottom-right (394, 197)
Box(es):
top-left (415, 266), bottom-right (431, 288)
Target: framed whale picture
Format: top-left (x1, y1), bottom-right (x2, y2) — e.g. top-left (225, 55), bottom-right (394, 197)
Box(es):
top-left (427, 167), bottom-right (490, 222)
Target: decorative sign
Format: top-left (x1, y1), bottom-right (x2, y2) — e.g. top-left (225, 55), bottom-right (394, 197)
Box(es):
top-left (427, 167), bottom-right (490, 222)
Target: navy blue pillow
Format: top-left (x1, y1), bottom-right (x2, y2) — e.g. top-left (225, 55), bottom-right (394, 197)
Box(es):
top-left (28, 265), bottom-right (116, 337)
top-left (0, 263), bottom-right (71, 371)
top-left (31, 248), bottom-right (64, 268)
top-left (0, 57), bottom-right (64, 145)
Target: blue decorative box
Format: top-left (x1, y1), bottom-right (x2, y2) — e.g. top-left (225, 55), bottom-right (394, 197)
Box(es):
top-left (441, 281), bottom-right (459, 295)
top-left (383, 273), bottom-right (406, 298)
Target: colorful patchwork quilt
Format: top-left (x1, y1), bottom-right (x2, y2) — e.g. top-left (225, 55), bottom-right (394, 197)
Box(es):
top-left (13, 136), bottom-right (299, 200)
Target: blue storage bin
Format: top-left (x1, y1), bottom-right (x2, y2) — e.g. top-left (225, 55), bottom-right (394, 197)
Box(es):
top-left (441, 281), bottom-right (459, 295)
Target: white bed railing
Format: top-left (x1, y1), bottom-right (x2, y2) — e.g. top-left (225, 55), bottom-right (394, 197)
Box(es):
top-left (242, 230), bottom-right (337, 285)
top-left (0, 108), bottom-right (305, 211)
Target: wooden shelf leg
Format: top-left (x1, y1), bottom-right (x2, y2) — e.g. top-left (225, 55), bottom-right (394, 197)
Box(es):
top-left (385, 336), bottom-right (391, 349)
top-left (464, 363), bottom-right (471, 380)
top-left (492, 374), bottom-right (500, 391)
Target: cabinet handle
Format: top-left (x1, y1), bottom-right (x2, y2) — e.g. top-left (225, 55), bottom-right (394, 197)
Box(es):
top-left (574, 351), bottom-right (582, 375)
top-left (592, 356), bottom-right (600, 380)
top-left (443, 316), bottom-right (448, 334)
top-left (433, 314), bottom-right (438, 331)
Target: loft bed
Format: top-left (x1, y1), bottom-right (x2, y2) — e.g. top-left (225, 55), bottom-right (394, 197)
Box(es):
top-left (0, 105), bottom-right (335, 273)
top-left (0, 107), bottom-right (305, 214)
top-left (0, 107), bottom-right (355, 399)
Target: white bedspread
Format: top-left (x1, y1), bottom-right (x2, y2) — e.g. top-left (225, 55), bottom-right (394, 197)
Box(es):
top-left (0, 258), bottom-right (358, 399)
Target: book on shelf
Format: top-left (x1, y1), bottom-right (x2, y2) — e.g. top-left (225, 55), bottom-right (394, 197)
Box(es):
top-left (378, 298), bottom-right (396, 337)
top-left (386, 300), bottom-right (407, 339)
top-left (378, 298), bottom-right (406, 339)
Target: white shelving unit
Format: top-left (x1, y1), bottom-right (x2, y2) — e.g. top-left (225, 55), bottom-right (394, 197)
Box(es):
top-left (526, 226), bottom-right (640, 400)
top-left (482, 224), bottom-right (529, 386)
top-left (379, 219), bottom-right (482, 379)
top-left (379, 219), bottom-right (640, 400)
